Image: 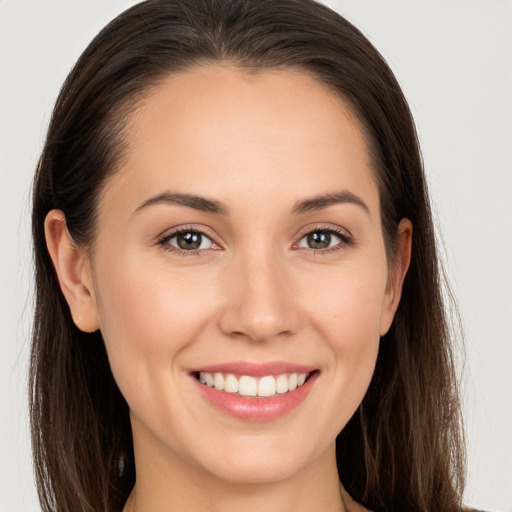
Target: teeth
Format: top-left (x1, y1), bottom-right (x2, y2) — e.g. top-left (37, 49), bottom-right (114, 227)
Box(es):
top-left (276, 374), bottom-right (288, 394)
top-left (224, 374), bottom-right (238, 393)
top-left (257, 375), bottom-right (276, 397)
top-left (239, 376), bottom-right (257, 396)
top-left (198, 371), bottom-right (310, 397)
top-left (214, 372), bottom-right (225, 391)
top-left (288, 373), bottom-right (298, 391)
top-left (205, 372), bottom-right (214, 387)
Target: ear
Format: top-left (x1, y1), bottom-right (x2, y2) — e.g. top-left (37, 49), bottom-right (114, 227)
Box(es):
top-left (44, 209), bottom-right (100, 333)
top-left (380, 218), bottom-right (413, 336)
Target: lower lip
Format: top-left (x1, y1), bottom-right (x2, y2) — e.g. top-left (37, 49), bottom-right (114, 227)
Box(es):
top-left (193, 372), bottom-right (319, 421)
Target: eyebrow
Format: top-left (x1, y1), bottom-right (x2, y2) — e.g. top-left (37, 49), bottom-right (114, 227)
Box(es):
top-left (132, 189), bottom-right (369, 217)
top-left (291, 190), bottom-right (370, 215)
top-left (133, 192), bottom-right (230, 216)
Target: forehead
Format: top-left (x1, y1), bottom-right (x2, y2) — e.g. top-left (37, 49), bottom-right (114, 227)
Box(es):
top-left (100, 65), bottom-right (378, 218)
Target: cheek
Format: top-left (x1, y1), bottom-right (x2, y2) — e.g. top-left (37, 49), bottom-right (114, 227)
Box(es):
top-left (301, 259), bottom-right (387, 418)
top-left (92, 256), bottom-right (216, 400)
top-left (333, 268), bottom-right (385, 369)
top-left (97, 250), bottom-right (215, 333)
top-left (304, 257), bottom-right (388, 344)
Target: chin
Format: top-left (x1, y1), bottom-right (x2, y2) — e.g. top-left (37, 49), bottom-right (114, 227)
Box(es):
top-left (193, 436), bottom-right (329, 486)
top-left (204, 458), bottom-right (303, 485)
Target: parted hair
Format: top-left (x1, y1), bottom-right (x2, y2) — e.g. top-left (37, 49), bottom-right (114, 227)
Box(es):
top-left (30, 1), bottom-right (465, 511)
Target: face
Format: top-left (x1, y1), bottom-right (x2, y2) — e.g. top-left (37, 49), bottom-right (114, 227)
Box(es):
top-left (76, 66), bottom-right (406, 484)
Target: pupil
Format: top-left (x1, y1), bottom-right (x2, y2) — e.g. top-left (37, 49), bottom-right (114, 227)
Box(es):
top-left (307, 231), bottom-right (331, 249)
top-left (177, 232), bottom-right (201, 250)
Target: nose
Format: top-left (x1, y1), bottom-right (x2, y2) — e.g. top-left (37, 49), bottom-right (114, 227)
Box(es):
top-left (217, 249), bottom-right (302, 343)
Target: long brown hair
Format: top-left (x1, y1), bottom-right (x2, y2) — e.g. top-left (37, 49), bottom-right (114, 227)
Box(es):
top-left (30, 1), bottom-right (465, 510)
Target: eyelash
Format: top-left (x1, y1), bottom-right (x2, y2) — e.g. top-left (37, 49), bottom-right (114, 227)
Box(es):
top-left (157, 226), bottom-right (219, 256)
top-left (295, 225), bottom-right (354, 255)
top-left (157, 225), bottom-right (354, 256)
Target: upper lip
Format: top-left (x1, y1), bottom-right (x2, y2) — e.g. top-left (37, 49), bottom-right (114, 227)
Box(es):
top-left (189, 360), bottom-right (318, 377)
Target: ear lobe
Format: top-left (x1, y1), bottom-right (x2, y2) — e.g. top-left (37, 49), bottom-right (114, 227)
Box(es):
top-left (44, 209), bottom-right (100, 333)
top-left (380, 218), bottom-right (413, 336)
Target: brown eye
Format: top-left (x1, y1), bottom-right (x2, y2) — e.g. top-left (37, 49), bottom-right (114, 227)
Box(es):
top-left (306, 231), bottom-right (331, 249)
top-left (168, 231), bottom-right (213, 251)
top-left (298, 229), bottom-right (346, 250)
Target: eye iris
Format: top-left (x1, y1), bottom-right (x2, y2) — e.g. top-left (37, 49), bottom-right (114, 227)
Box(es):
top-left (177, 232), bottom-right (202, 250)
top-left (307, 231), bottom-right (331, 249)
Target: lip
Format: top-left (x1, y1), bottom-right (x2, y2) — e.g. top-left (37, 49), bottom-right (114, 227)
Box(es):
top-left (189, 360), bottom-right (318, 377)
top-left (190, 362), bottom-right (319, 422)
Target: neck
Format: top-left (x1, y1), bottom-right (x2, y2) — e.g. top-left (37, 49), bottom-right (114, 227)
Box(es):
top-left (124, 425), bottom-right (348, 512)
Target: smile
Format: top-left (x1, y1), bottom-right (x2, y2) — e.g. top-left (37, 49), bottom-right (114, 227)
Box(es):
top-left (191, 362), bottom-right (319, 421)
top-left (198, 371), bottom-right (310, 398)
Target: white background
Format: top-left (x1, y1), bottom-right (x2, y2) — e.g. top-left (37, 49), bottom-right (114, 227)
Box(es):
top-left (1, 1), bottom-right (511, 511)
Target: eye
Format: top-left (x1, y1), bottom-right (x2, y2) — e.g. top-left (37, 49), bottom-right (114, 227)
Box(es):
top-left (162, 230), bottom-right (216, 251)
top-left (297, 229), bottom-right (349, 251)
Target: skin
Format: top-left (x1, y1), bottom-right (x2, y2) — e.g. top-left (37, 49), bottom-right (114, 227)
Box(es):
top-left (45, 65), bottom-right (412, 512)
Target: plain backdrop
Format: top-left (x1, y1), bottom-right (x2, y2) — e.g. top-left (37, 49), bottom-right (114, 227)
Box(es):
top-left (1, 1), bottom-right (511, 511)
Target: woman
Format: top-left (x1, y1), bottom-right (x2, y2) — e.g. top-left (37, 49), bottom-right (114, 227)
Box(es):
top-left (31, 0), bottom-right (472, 511)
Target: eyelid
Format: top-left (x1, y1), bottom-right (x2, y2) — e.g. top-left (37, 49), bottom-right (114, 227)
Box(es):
top-left (293, 223), bottom-right (354, 252)
top-left (295, 223), bottom-right (353, 240)
top-left (157, 224), bottom-right (223, 254)
top-left (155, 223), bottom-right (354, 256)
